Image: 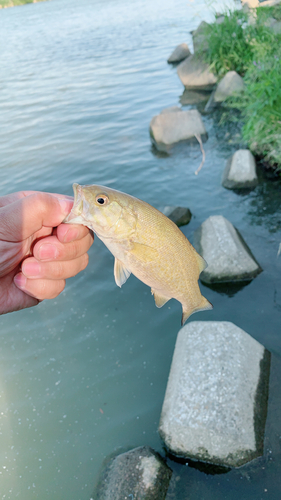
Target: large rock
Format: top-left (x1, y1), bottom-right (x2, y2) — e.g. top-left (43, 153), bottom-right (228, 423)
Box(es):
top-left (168, 43), bottom-right (190, 63)
top-left (214, 71), bottom-right (244, 102)
top-left (222, 149), bottom-right (258, 190)
top-left (192, 21), bottom-right (210, 53)
top-left (177, 55), bottom-right (217, 90)
top-left (205, 71), bottom-right (244, 112)
top-left (93, 446), bottom-right (172, 500)
top-left (150, 107), bottom-right (207, 152)
top-left (159, 321), bottom-right (271, 468)
top-left (193, 215), bottom-right (262, 284)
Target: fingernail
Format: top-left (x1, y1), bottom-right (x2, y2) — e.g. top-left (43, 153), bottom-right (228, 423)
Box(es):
top-left (58, 198), bottom-right (73, 215)
top-left (22, 261), bottom-right (41, 278)
top-left (63, 227), bottom-right (79, 243)
top-left (14, 273), bottom-right (27, 289)
top-left (38, 244), bottom-right (58, 261)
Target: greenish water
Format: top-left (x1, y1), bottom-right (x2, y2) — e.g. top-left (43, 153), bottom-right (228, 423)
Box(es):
top-left (0, 0), bottom-right (281, 499)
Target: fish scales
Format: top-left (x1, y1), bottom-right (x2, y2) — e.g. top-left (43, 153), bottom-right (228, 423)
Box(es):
top-left (64, 183), bottom-right (212, 324)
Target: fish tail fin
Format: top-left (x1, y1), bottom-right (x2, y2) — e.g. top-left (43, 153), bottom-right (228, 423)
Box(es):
top-left (181, 295), bottom-right (213, 326)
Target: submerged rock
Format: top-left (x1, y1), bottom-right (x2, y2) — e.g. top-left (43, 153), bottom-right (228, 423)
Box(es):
top-left (180, 89), bottom-right (210, 106)
top-left (159, 321), bottom-right (271, 468)
top-left (150, 107), bottom-right (207, 152)
top-left (222, 149), bottom-right (258, 190)
top-left (168, 43), bottom-right (190, 63)
top-left (193, 215), bottom-right (262, 284)
top-left (159, 206), bottom-right (192, 227)
top-left (177, 55), bottom-right (217, 90)
top-left (93, 446), bottom-right (172, 500)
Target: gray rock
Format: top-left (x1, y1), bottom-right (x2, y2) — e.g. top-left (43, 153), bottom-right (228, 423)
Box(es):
top-left (216, 15), bottom-right (225, 24)
top-left (273, 20), bottom-right (281, 34)
top-left (168, 43), bottom-right (191, 63)
top-left (159, 206), bottom-right (192, 226)
top-left (180, 89), bottom-right (210, 106)
top-left (205, 71), bottom-right (244, 112)
top-left (159, 321), bottom-right (271, 468)
top-left (214, 71), bottom-right (244, 102)
top-left (150, 107), bottom-right (207, 152)
top-left (177, 55), bottom-right (218, 90)
top-left (193, 215), bottom-right (262, 284)
top-left (192, 21), bottom-right (210, 53)
top-left (93, 446), bottom-right (172, 500)
top-left (264, 17), bottom-right (281, 33)
top-left (222, 149), bottom-right (258, 190)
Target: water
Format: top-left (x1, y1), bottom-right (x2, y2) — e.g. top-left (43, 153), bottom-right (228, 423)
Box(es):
top-left (0, 0), bottom-right (281, 498)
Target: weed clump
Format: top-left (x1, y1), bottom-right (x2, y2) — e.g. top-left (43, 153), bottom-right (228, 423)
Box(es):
top-left (202, 5), bottom-right (281, 169)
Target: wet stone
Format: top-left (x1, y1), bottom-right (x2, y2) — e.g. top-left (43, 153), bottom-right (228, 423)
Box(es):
top-left (177, 55), bottom-right (217, 90)
top-left (149, 107), bottom-right (207, 152)
top-left (222, 149), bottom-right (258, 190)
top-left (159, 206), bottom-right (192, 227)
top-left (167, 43), bottom-right (190, 63)
top-left (93, 446), bottom-right (172, 500)
top-left (158, 321), bottom-right (271, 468)
top-left (193, 215), bottom-right (262, 284)
top-left (180, 89), bottom-right (210, 106)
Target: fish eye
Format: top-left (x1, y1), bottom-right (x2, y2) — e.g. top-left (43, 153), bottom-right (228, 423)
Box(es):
top-left (95, 194), bottom-right (109, 206)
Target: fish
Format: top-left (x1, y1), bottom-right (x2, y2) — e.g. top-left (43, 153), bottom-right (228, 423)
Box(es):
top-left (64, 183), bottom-right (212, 325)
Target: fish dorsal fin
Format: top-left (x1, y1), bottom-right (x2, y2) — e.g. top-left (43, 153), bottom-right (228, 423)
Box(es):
top-left (130, 242), bottom-right (159, 263)
top-left (114, 258), bottom-right (131, 288)
top-left (151, 289), bottom-right (170, 308)
top-left (181, 295), bottom-right (213, 326)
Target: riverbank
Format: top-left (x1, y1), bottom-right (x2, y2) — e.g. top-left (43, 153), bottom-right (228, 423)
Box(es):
top-left (0, 0), bottom-right (46, 8)
top-left (201, 2), bottom-right (281, 171)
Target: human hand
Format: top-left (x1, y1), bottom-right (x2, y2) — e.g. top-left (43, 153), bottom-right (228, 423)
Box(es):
top-left (0, 190), bottom-right (94, 315)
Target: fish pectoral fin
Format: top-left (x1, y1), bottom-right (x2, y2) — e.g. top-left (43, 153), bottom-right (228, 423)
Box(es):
top-left (181, 295), bottom-right (213, 326)
top-left (130, 242), bottom-right (159, 263)
top-left (151, 289), bottom-right (170, 308)
top-left (114, 258), bottom-right (131, 288)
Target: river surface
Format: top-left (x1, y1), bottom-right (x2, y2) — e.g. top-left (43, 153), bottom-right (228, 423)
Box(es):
top-left (1, 0), bottom-right (281, 498)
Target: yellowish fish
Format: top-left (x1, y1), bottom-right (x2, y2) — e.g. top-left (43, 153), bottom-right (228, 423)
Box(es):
top-left (64, 183), bottom-right (212, 325)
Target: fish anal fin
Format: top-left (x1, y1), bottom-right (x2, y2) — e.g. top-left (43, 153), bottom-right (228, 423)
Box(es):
top-left (130, 242), bottom-right (159, 263)
top-left (181, 295), bottom-right (213, 326)
top-left (151, 289), bottom-right (170, 308)
top-left (114, 258), bottom-right (131, 288)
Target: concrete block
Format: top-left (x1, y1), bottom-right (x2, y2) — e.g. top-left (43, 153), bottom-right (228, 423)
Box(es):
top-left (193, 215), bottom-right (262, 284)
top-left (222, 149), bottom-right (258, 190)
top-left (93, 446), bottom-right (172, 500)
top-left (159, 321), bottom-right (271, 468)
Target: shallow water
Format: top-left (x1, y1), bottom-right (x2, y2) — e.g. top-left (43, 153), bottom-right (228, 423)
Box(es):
top-left (0, 0), bottom-right (281, 498)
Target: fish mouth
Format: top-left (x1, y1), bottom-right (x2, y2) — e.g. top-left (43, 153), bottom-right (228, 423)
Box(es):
top-left (63, 183), bottom-right (85, 224)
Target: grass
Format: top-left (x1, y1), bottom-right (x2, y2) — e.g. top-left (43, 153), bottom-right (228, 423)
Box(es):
top-left (200, 4), bottom-right (281, 169)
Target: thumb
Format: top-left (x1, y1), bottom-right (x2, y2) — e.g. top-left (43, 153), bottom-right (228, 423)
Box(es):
top-left (0, 193), bottom-right (73, 242)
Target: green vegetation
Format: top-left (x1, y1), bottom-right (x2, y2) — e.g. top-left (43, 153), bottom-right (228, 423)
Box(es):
top-left (202, 5), bottom-right (281, 169)
top-left (0, 0), bottom-right (46, 7)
